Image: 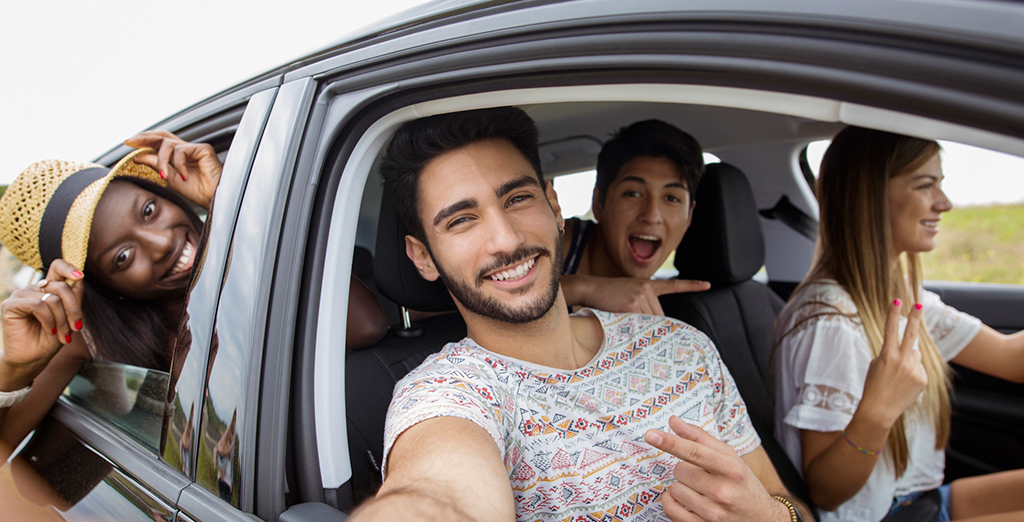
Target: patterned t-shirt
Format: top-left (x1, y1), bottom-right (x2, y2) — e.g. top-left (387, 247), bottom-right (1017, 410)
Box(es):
top-left (383, 309), bottom-right (760, 522)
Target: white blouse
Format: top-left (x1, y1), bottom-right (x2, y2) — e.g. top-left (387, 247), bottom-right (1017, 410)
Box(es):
top-left (773, 279), bottom-right (981, 522)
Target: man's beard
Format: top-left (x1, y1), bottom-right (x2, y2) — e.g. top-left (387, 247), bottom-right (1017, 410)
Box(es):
top-left (433, 232), bottom-right (565, 324)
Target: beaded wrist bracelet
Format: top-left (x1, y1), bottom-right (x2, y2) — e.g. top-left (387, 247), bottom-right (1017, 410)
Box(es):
top-left (841, 430), bottom-right (881, 456)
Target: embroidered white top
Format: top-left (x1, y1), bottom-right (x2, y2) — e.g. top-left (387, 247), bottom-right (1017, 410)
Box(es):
top-left (773, 279), bottom-right (981, 522)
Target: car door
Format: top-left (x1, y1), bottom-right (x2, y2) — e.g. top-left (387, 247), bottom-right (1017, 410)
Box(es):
top-left (3, 80), bottom-right (279, 522)
top-left (926, 281), bottom-right (1024, 481)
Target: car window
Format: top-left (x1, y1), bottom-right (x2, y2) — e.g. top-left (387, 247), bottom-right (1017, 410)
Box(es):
top-left (804, 139), bottom-right (1024, 285)
top-left (63, 362), bottom-right (169, 452)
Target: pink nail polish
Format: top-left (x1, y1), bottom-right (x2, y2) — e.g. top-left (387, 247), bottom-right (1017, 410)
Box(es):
top-left (893, 299), bottom-right (901, 307)
top-left (915, 303), bottom-right (923, 310)
top-left (72, 270), bottom-right (83, 278)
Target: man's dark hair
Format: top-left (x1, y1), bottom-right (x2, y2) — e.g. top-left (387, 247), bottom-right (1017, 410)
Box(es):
top-left (379, 107), bottom-right (542, 242)
top-left (594, 119), bottom-right (704, 204)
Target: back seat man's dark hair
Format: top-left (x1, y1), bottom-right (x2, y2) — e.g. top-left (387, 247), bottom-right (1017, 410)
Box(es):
top-left (595, 119), bottom-right (704, 204)
top-left (380, 106), bottom-right (543, 243)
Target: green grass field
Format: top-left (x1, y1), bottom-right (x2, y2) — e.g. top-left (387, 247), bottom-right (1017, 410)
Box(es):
top-left (921, 204), bottom-right (1024, 284)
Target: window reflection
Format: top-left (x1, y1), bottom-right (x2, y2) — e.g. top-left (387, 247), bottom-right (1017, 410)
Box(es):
top-left (64, 362), bottom-right (169, 453)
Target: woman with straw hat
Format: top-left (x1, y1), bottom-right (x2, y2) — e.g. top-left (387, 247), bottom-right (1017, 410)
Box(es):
top-left (0, 131), bottom-right (216, 446)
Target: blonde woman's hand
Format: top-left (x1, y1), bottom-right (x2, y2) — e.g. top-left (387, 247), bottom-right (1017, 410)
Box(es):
top-left (125, 130), bottom-right (222, 210)
top-left (858, 299), bottom-right (928, 429)
top-left (0, 260), bottom-right (85, 391)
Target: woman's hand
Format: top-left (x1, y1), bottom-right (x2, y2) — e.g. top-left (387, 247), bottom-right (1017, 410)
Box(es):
top-left (859, 299), bottom-right (927, 428)
top-left (125, 130), bottom-right (222, 210)
top-left (0, 260), bottom-right (85, 391)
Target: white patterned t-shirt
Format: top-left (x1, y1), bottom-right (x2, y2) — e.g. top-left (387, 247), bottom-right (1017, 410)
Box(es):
top-left (383, 309), bottom-right (760, 522)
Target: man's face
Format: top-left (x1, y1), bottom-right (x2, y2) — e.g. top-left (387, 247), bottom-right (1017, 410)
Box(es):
top-left (593, 156), bottom-right (695, 279)
top-left (406, 138), bottom-right (565, 324)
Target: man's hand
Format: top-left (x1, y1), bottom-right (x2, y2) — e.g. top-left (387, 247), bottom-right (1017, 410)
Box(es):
top-left (645, 416), bottom-right (791, 522)
top-left (125, 130), bottom-right (222, 209)
top-left (562, 275), bottom-right (709, 315)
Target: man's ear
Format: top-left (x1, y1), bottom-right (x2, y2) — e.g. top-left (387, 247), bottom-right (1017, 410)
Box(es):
top-left (591, 188), bottom-right (604, 223)
top-left (545, 181), bottom-right (566, 232)
top-left (405, 234), bottom-right (440, 282)
top-left (688, 201), bottom-right (697, 219)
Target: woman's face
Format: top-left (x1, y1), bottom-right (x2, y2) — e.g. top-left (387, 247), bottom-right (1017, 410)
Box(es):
top-left (888, 153), bottom-right (952, 255)
top-left (87, 180), bottom-right (200, 302)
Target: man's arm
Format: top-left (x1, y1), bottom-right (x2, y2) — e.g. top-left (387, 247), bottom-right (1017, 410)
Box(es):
top-left (350, 417), bottom-right (515, 522)
top-left (645, 416), bottom-right (814, 522)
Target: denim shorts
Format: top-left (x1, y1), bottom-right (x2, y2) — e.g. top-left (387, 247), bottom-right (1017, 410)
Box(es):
top-left (888, 484), bottom-right (952, 521)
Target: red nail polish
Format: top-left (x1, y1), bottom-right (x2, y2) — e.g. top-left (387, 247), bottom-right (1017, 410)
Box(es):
top-left (65, 334), bottom-right (72, 343)
top-left (180, 172), bottom-right (186, 181)
top-left (52, 327), bottom-right (57, 335)
top-left (893, 299), bottom-right (901, 307)
top-left (915, 303), bottom-right (923, 310)
top-left (159, 170), bottom-right (165, 179)
top-left (72, 270), bottom-right (83, 278)
top-left (75, 319), bottom-right (83, 330)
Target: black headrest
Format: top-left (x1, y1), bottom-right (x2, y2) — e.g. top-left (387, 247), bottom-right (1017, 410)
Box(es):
top-left (373, 190), bottom-right (457, 312)
top-left (674, 162), bottom-right (765, 286)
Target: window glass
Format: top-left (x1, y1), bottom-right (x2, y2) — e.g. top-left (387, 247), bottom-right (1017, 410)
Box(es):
top-left (804, 138), bottom-right (1024, 284)
top-left (63, 362), bottom-right (169, 453)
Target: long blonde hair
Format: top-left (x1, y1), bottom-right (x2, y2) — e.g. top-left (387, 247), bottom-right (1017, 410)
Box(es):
top-left (797, 126), bottom-right (949, 478)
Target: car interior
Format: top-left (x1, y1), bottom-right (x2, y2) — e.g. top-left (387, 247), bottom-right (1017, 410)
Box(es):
top-left (314, 86), bottom-right (1024, 512)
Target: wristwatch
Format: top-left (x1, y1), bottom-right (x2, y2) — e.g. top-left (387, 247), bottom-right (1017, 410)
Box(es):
top-left (0, 385), bottom-right (32, 408)
top-left (773, 495), bottom-right (805, 522)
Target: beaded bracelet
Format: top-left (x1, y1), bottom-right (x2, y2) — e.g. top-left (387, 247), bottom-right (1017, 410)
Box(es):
top-left (841, 431), bottom-right (881, 456)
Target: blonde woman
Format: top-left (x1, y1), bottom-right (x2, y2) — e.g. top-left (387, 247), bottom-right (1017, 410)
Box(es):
top-left (773, 127), bottom-right (1024, 522)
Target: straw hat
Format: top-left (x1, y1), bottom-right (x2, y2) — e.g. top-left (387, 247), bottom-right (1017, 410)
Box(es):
top-left (0, 148), bottom-right (167, 272)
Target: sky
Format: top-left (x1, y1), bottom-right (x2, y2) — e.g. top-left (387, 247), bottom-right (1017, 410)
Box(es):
top-left (0, 0), bottom-right (431, 186)
top-left (3, 1), bottom-right (1021, 207)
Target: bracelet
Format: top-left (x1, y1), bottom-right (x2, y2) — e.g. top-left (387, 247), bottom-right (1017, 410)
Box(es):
top-left (773, 495), bottom-right (804, 522)
top-left (0, 385), bottom-right (32, 408)
top-left (842, 430), bottom-right (882, 456)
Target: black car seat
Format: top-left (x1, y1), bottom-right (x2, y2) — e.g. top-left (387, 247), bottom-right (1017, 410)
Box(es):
top-left (659, 162), bottom-right (810, 505)
top-left (341, 193), bottom-right (466, 508)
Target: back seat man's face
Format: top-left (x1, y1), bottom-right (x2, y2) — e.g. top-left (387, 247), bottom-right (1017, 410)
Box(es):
top-left (404, 137), bottom-right (566, 324)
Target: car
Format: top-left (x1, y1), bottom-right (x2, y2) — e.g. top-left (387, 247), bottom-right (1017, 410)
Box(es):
top-left (4, 0), bottom-right (1023, 520)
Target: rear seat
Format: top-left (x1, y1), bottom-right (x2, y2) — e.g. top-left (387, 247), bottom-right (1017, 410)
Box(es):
top-left (660, 162), bottom-right (810, 505)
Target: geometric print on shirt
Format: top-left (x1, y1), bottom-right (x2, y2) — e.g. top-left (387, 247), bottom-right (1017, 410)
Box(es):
top-left (384, 309), bottom-right (760, 522)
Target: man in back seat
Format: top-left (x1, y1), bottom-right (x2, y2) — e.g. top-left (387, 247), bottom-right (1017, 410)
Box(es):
top-left (352, 107), bottom-right (812, 522)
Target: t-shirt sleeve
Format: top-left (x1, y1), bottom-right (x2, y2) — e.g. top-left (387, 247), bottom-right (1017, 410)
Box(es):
top-left (382, 360), bottom-right (506, 479)
top-left (707, 340), bottom-right (761, 456)
top-left (920, 289), bottom-right (982, 361)
top-left (782, 316), bottom-right (872, 433)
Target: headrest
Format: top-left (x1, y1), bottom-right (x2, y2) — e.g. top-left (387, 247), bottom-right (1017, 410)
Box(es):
top-left (373, 190), bottom-right (457, 312)
top-left (674, 162), bottom-right (765, 286)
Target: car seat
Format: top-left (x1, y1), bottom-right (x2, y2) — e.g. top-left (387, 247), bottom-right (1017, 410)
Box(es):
top-left (659, 162), bottom-right (811, 505)
top-left (340, 193), bottom-right (466, 509)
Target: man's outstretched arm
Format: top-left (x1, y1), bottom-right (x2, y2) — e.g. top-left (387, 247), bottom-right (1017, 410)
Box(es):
top-left (646, 416), bottom-right (814, 521)
top-left (350, 417), bottom-right (516, 522)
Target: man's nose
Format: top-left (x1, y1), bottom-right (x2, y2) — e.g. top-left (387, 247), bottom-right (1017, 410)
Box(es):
top-left (485, 210), bottom-right (526, 254)
top-left (638, 196), bottom-right (663, 223)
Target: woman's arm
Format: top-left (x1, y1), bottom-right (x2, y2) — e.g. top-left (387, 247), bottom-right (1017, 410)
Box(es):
top-left (0, 260), bottom-right (88, 446)
top-left (346, 276), bottom-right (388, 349)
top-left (125, 131), bottom-right (223, 210)
top-left (950, 325), bottom-right (1024, 383)
top-left (801, 300), bottom-right (927, 510)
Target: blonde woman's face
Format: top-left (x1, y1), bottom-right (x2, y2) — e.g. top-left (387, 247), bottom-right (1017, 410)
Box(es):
top-left (888, 153), bottom-right (951, 255)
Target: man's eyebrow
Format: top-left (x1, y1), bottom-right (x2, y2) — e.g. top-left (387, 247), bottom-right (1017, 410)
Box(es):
top-left (664, 181), bottom-right (688, 190)
top-left (495, 175), bottom-right (541, 198)
top-left (616, 176), bottom-right (688, 190)
top-left (432, 198), bottom-right (479, 227)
